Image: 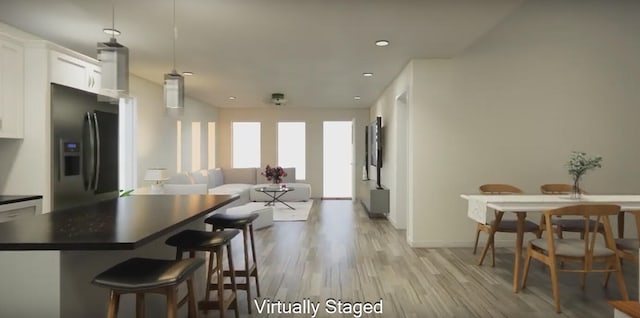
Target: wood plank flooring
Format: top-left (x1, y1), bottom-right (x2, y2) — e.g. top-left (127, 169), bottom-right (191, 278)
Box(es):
top-left (203, 200), bottom-right (638, 317)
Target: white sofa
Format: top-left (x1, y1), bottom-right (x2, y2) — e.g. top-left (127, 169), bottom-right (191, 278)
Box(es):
top-left (164, 167), bottom-right (311, 212)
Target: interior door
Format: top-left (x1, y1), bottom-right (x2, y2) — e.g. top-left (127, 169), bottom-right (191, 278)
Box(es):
top-left (323, 121), bottom-right (353, 198)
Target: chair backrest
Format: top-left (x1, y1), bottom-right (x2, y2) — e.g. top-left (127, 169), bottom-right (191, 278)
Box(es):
top-left (543, 204), bottom-right (619, 267)
top-left (479, 184), bottom-right (523, 194)
top-left (540, 183), bottom-right (587, 194)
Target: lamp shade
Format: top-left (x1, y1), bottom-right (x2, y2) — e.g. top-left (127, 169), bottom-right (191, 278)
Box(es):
top-left (97, 38), bottom-right (129, 94)
top-left (144, 168), bottom-right (169, 182)
top-left (164, 72), bottom-right (184, 109)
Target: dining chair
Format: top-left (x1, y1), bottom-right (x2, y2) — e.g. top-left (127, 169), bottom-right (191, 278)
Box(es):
top-left (521, 204), bottom-right (629, 313)
top-left (474, 184), bottom-right (541, 267)
top-left (614, 209), bottom-right (640, 263)
top-left (539, 184), bottom-right (604, 239)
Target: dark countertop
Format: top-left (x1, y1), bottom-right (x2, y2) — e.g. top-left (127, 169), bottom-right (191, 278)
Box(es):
top-left (0, 195), bottom-right (43, 206)
top-left (0, 194), bottom-right (237, 251)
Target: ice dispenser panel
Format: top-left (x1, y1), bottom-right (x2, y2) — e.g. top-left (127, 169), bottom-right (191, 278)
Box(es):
top-left (60, 140), bottom-right (81, 177)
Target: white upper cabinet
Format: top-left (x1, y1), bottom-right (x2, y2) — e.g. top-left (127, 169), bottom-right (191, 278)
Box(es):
top-left (0, 34), bottom-right (25, 139)
top-left (49, 50), bottom-right (102, 95)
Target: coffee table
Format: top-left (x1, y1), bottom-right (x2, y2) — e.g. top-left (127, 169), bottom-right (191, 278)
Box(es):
top-left (255, 186), bottom-right (295, 210)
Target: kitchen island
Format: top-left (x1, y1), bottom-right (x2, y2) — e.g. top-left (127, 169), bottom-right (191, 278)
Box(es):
top-left (0, 194), bottom-right (238, 318)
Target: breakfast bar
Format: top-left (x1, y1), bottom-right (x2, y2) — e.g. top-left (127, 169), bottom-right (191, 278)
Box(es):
top-left (0, 194), bottom-right (238, 318)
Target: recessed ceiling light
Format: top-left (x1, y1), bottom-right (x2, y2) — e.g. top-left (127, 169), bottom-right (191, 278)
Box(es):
top-left (354, 96), bottom-right (361, 100)
top-left (102, 28), bottom-right (121, 36)
top-left (228, 96), bottom-right (236, 100)
top-left (363, 72), bottom-right (374, 77)
top-left (375, 40), bottom-right (390, 47)
top-left (182, 71), bottom-right (194, 76)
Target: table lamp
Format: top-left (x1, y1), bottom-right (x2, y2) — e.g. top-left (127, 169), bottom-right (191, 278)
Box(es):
top-left (144, 168), bottom-right (169, 193)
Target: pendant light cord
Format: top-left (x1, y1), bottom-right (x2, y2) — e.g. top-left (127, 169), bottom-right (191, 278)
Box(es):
top-left (110, 0), bottom-right (116, 41)
top-left (172, 0), bottom-right (177, 73)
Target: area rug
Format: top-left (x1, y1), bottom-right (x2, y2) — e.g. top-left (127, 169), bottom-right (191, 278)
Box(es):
top-left (243, 200), bottom-right (313, 221)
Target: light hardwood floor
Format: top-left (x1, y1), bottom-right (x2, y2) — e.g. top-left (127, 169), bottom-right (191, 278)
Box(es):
top-left (204, 200), bottom-right (638, 317)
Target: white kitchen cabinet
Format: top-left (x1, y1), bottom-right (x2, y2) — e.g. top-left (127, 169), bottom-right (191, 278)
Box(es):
top-left (0, 199), bottom-right (42, 223)
top-left (49, 50), bottom-right (102, 95)
top-left (0, 34), bottom-right (25, 139)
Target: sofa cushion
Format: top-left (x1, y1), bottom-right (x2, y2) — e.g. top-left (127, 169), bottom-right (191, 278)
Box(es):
top-left (256, 167), bottom-right (296, 184)
top-left (166, 173), bottom-right (193, 184)
top-left (208, 168), bottom-right (224, 188)
top-left (223, 168), bottom-right (257, 184)
top-left (190, 170), bottom-right (209, 186)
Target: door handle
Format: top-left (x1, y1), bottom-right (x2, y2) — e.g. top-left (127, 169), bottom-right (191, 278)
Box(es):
top-left (92, 113), bottom-right (101, 191)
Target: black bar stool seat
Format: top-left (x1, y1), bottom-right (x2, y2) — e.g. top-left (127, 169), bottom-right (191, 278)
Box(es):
top-left (205, 212), bottom-right (261, 314)
top-left (166, 229), bottom-right (239, 251)
top-left (92, 257), bottom-right (204, 318)
top-left (204, 213), bottom-right (259, 228)
top-left (165, 229), bottom-right (241, 318)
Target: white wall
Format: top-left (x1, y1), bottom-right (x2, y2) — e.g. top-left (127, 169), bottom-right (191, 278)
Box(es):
top-left (370, 63), bottom-right (413, 231)
top-left (217, 107), bottom-right (369, 198)
top-left (375, 0), bottom-right (640, 246)
top-left (131, 75), bottom-right (219, 187)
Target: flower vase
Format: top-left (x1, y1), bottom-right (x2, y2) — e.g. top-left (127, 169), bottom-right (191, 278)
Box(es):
top-left (570, 179), bottom-right (581, 199)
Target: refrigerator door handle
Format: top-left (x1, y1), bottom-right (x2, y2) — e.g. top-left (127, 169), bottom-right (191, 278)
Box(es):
top-left (92, 113), bottom-right (101, 191)
top-left (83, 112), bottom-right (96, 191)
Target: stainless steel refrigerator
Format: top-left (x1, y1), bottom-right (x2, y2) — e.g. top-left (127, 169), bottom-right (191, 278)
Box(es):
top-left (51, 83), bottom-right (119, 210)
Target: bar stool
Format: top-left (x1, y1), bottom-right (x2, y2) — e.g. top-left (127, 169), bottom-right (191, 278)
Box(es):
top-left (92, 257), bottom-right (204, 318)
top-left (165, 229), bottom-right (240, 318)
top-left (204, 213), bottom-right (260, 313)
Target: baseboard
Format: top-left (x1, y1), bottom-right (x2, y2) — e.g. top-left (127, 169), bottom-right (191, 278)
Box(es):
top-left (407, 239), bottom-right (517, 248)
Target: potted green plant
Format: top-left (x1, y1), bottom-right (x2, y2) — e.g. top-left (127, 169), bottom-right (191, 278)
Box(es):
top-left (566, 151), bottom-right (602, 199)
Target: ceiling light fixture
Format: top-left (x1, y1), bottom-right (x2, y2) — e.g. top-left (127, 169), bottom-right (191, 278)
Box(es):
top-left (164, 0), bottom-right (184, 109)
top-left (97, 0), bottom-right (129, 94)
top-left (182, 71), bottom-right (193, 76)
top-left (354, 96), bottom-right (361, 100)
top-left (271, 93), bottom-right (287, 106)
top-left (102, 28), bottom-right (121, 36)
top-left (375, 40), bottom-right (390, 47)
top-left (228, 96), bottom-right (236, 100)
top-left (363, 72), bottom-right (374, 77)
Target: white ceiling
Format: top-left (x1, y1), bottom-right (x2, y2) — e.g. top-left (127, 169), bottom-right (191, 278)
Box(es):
top-left (0, 0), bottom-right (524, 109)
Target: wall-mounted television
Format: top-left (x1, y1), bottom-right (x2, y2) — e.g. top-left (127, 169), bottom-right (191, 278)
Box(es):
top-left (369, 116), bottom-right (382, 168)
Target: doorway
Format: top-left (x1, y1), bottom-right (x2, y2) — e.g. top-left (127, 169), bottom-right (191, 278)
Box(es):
top-left (323, 121), bottom-right (353, 198)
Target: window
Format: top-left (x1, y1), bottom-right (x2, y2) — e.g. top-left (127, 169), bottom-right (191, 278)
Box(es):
top-left (232, 122), bottom-right (261, 168)
top-left (191, 122), bottom-right (201, 171)
top-left (278, 122), bottom-right (306, 180)
top-left (207, 122), bottom-right (216, 169)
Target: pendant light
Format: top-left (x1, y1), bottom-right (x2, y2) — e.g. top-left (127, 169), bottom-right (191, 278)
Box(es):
top-left (97, 0), bottom-right (129, 94)
top-left (164, 0), bottom-right (184, 109)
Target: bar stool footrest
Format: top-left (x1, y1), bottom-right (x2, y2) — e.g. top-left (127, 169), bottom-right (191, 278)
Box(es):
top-left (198, 295), bottom-right (238, 311)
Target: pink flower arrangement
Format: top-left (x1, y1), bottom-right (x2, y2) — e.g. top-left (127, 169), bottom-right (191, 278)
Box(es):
top-left (261, 165), bottom-right (287, 184)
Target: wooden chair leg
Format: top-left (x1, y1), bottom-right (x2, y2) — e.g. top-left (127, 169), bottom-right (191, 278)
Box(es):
top-left (135, 293), bottom-right (145, 318)
top-left (203, 249), bottom-right (215, 315)
top-left (602, 258), bottom-right (613, 288)
top-left (186, 278), bottom-right (197, 318)
top-left (490, 238), bottom-right (496, 267)
top-left (166, 287), bottom-right (178, 318)
top-left (216, 247), bottom-right (226, 318)
top-left (473, 225), bottom-right (482, 254)
top-left (611, 257), bottom-right (629, 300)
top-left (242, 227), bottom-right (252, 313)
top-left (521, 246), bottom-right (533, 289)
top-left (227, 242), bottom-right (239, 318)
top-left (107, 290), bottom-right (120, 318)
top-left (249, 224), bottom-right (261, 297)
top-left (549, 261), bottom-right (561, 313)
top-left (477, 230), bottom-right (494, 266)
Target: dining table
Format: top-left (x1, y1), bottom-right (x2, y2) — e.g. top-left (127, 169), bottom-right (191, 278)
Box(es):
top-left (461, 194), bottom-right (640, 293)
